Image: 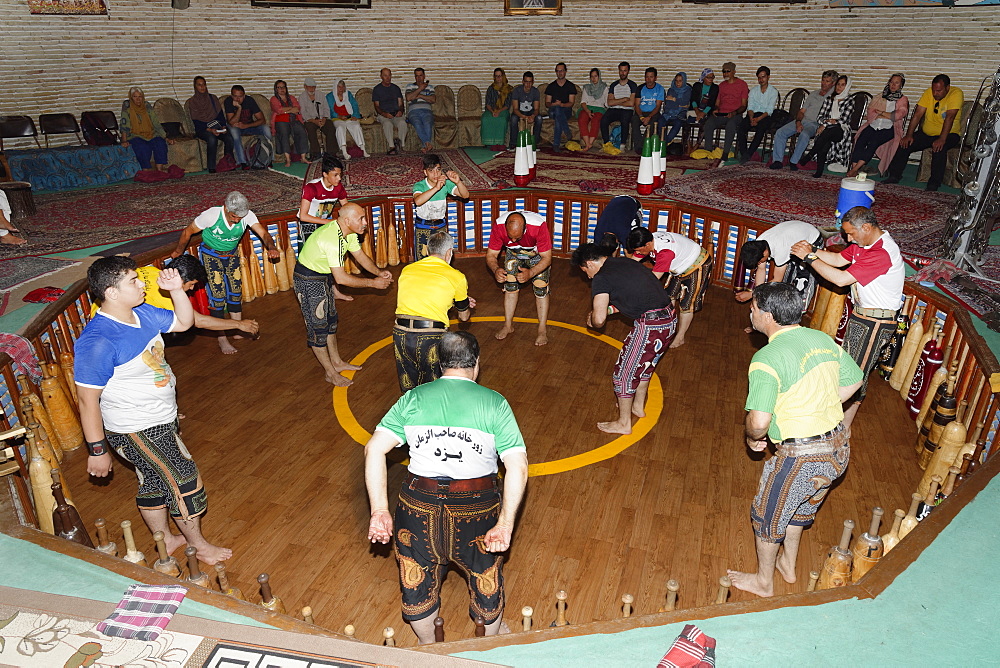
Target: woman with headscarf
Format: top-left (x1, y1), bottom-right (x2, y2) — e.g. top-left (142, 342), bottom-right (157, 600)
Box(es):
top-left (799, 75), bottom-right (855, 178)
top-left (326, 80), bottom-right (368, 161)
top-left (688, 69), bottom-right (719, 150)
top-left (577, 68), bottom-right (608, 152)
top-left (186, 76), bottom-right (235, 173)
top-left (847, 73), bottom-right (908, 177)
top-left (662, 72), bottom-right (692, 146)
top-left (270, 79), bottom-right (310, 167)
top-left (481, 68), bottom-right (512, 149)
top-left (120, 87), bottom-right (175, 172)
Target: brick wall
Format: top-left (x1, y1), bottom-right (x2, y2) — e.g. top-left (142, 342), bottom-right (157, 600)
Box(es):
top-left (1, 0), bottom-right (996, 146)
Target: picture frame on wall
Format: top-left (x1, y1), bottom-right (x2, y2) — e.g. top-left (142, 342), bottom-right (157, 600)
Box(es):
top-left (505, 0), bottom-right (562, 15)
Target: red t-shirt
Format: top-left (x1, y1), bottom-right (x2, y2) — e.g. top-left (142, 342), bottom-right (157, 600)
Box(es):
top-left (488, 211), bottom-right (552, 253)
top-left (301, 178), bottom-right (347, 219)
top-left (716, 78), bottom-right (749, 115)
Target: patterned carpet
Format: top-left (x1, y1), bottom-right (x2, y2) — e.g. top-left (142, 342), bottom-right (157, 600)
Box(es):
top-left (0, 256), bottom-right (79, 291)
top-left (657, 162), bottom-right (958, 258)
top-left (2, 169), bottom-right (304, 259)
top-left (479, 148), bottom-right (713, 196)
top-left (342, 148), bottom-right (492, 197)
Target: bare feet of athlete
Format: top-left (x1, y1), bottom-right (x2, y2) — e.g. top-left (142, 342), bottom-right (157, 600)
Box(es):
top-left (598, 420), bottom-right (632, 435)
top-left (162, 532), bottom-right (188, 556)
top-left (669, 336), bottom-right (686, 349)
top-left (333, 287), bottom-right (353, 301)
top-left (534, 330), bottom-right (548, 346)
top-left (193, 542), bottom-right (233, 566)
top-left (218, 338), bottom-right (238, 355)
top-left (1, 233), bottom-right (26, 246)
top-left (726, 569), bottom-right (773, 598)
top-left (495, 324), bottom-right (514, 341)
top-left (632, 405), bottom-right (646, 419)
top-left (775, 551), bottom-right (797, 584)
top-left (325, 372), bottom-right (353, 387)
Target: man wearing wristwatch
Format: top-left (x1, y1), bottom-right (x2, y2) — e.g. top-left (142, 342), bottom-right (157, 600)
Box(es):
top-left (790, 206), bottom-right (903, 430)
top-left (75, 256), bottom-right (232, 566)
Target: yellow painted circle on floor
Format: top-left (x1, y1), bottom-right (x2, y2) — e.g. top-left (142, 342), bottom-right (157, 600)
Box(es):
top-left (332, 316), bottom-right (664, 477)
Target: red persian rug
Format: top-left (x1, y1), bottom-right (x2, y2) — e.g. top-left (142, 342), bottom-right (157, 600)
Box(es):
top-left (3, 170), bottom-right (304, 260)
top-left (342, 149), bottom-right (492, 197)
top-left (657, 163), bottom-right (957, 257)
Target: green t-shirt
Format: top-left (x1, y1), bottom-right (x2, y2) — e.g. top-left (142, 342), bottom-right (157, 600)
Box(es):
top-left (412, 178), bottom-right (458, 221)
top-left (376, 376), bottom-right (526, 478)
top-left (745, 326), bottom-right (862, 442)
top-left (297, 219), bottom-right (361, 274)
top-left (194, 206), bottom-right (259, 252)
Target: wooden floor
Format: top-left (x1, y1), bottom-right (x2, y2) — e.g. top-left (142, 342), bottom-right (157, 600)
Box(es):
top-left (61, 256), bottom-right (922, 647)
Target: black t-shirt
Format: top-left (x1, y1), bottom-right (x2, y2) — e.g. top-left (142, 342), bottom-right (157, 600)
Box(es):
top-left (372, 83), bottom-right (404, 115)
top-left (592, 257), bottom-right (670, 320)
top-left (224, 95), bottom-right (262, 124)
top-left (545, 80), bottom-right (577, 105)
top-left (593, 195), bottom-right (642, 246)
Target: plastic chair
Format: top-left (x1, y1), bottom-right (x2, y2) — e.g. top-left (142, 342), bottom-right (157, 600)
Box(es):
top-left (0, 115), bottom-right (41, 151)
top-left (38, 113), bottom-right (83, 147)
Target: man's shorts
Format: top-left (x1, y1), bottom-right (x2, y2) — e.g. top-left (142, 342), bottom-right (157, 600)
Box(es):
top-left (393, 477), bottom-right (505, 624)
top-left (751, 424), bottom-right (849, 543)
top-left (293, 263), bottom-right (338, 347)
top-left (502, 248), bottom-right (550, 298)
top-left (669, 252), bottom-right (713, 314)
top-left (840, 310), bottom-right (897, 401)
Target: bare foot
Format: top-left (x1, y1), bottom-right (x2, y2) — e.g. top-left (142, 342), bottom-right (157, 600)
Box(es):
top-left (534, 331), bottom-right (548, 346)
top-left (193, 543), bottom-right (233, 566)
top-left (218, 338), bottom-right (238, 355)
top-left (1, 233), bottom-right (26, 246)
top-left (744, 326), bottom-right (753, 334)
top-left (495, 325), bottom-right (514, 341)
top-left (334, 362), bottom-right (362, 373)
top-left (598, 420), bottom-right (632, 435)
top-left (775, 551), bottom-right (797, 584)
top-left (669, 336), bottom-right (686, 349)
top-left (727, 569), bottom-right (773, 598)
top-left (162, 532), bottom-right (188, 556)
top-left (632, 405), bottom-right (646, 419)
top-left (333, 288), bottom-right (354, 301)
top-left (325, 371), bottom-right (353, 387)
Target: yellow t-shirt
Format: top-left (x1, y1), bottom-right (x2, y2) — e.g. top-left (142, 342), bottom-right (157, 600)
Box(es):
top-left (916, 86), bottom-right (964, 137)
top-left (395, 256), bottom-right (468, 324)
top-left (89, 265), bottom-right (174, 316)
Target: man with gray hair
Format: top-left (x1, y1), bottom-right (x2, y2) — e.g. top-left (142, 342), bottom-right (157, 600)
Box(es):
top-left (171, 191), bottom-right (279, 354)
top-left (769, 70), bottom-right (838, 170)
top-left (365, 330), bottom-right (528, 642)
top-left (393, 231), bottom-right (476, 392)
top-left (300, 77), bottom-right (339, 161)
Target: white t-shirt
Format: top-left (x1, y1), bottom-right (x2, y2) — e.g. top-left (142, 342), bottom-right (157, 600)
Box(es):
top-left (649, 231), bottom-right (703, 274)
top-left (842, 231), bottom-right (904, 311)
top-left (758, 221), bottom-right (821, 267)
top-left (871, 99), bottom-right (896, 131)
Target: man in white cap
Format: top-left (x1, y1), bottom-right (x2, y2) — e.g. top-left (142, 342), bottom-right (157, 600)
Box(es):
top-left (300, 77), bottom-right (339, 161)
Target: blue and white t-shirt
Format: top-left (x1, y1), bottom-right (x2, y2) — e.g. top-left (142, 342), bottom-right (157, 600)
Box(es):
top-left (75, 303), bottom-right (179, 434)
top-left (638, 83), bottom-right (666, 113)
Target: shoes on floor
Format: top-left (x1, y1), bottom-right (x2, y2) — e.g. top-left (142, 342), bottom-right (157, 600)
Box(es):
top-left (602, 142), bottom-right (622, 156)
top-left (690, 149), bottom-right (711, 159)
top-left (926, 183), bottom-right (940, 192)
top-left (882, 175), bottom-right (901, 184)
top-left (709, 148), bottom-right (723, 159)
top-left (769, 161), bottom-right (783, 170)
top-left (739, 153), bottom-right (752, 164)
top-left (789, 163), bottom-right (799, 171)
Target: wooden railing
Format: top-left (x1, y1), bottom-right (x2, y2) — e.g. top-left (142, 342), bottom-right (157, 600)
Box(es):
top-left (1, 189), bottom-right (997, 644)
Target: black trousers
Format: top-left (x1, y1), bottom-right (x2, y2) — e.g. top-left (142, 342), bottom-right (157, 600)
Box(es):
top-left (601, 108), bottom-right (634, 146)
top-left (887, 129), bottom-right (960, 188)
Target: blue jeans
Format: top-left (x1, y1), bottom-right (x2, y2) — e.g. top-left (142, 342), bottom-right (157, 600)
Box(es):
top-left (772, 119), bottom-right (820, 163)
top-left (662, 117), bottom-right (686, 143)
top-left (228, 124), bottom-right (272, 165)
top-left (548, 106), bottom-right (571, 148)
top-left (129, 136), bottom-right (168, 168)
top-left (408, 108), bottom-right (434, 145)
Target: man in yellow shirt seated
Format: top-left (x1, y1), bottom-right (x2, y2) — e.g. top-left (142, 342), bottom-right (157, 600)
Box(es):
top-left (393, 231), bottom-right (476, 392)
top-left (884, 73), bottom-right (963, 191)
top-left (93, 255), bottom-right (259, 338)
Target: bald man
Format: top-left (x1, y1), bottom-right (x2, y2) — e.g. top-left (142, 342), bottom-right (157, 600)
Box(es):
top-left (293, 202), bottom-right (393, 385)
top-left (485, 210), bottom-right (553, 346)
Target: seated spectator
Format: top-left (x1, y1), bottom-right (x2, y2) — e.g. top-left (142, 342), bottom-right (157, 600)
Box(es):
top-left (701, 62), bottom-right (748, 160)
top-left (661, 72), bottom-right (692, 146)
top-left (601, 62), bottom-right (638, 155)
top-left (688, 69), bottom-right (719, 128)
top-left (0, 191), bottom-right (26, 246)
top-left (225, 85), bottom-right (273, 168)
top-left (270, 80), bottom-right (309, 167)
top-left (884, 74), bottom-right (963, 191)
top-left (577, 68), bottom-right (607, 152)
top-left (770, 70), bottom-right (837, 170)
top-left (847, 74), bottom-right (908, 178)
top-left (799, 75), bottom-right (854, 177)
top-left (509, 71), bottom-right (542, 149)
top-left (737, 66), bottom-right (779, 163)
top-left (120, 86), bottom-right (175, 173)
top-left (300, 77), bottom-right (339, 161)
top-left (405, 68), bottom-right (436, 153)
top-left (481, 68), bottom-right (512, 149)
top-left (327, 80), bottom-right (369, 161)
top-left (545, 63), bottom-right (577, 152)
top-left (373, 68), bottom-right (407, 155)
top-left (186, 76), bottom-right (235, 173)
top-left (632, 67), bottom-right (665, 152)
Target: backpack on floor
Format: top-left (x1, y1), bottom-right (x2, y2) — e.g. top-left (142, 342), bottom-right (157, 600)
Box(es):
top-left (244, 135), bottom-right (273, 170)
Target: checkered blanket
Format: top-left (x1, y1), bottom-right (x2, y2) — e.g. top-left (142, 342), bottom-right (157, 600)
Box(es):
top-left (96, 584), bottom-right (187, 641)
top-left (657, 624), bottom-right (717, 667)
